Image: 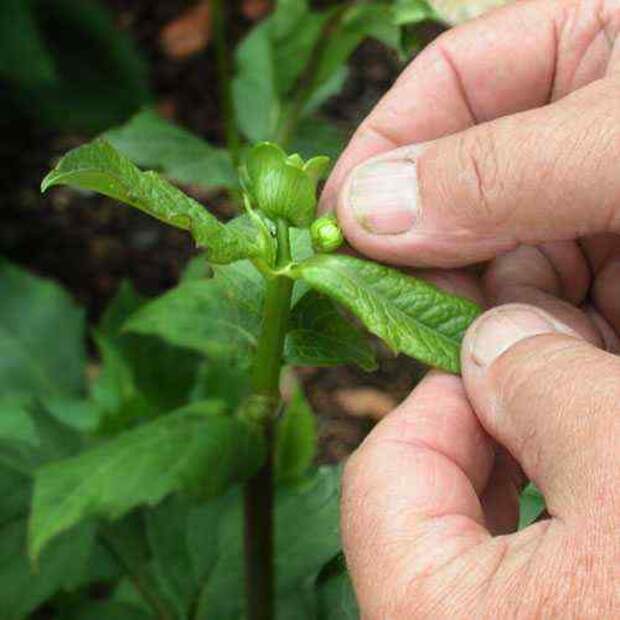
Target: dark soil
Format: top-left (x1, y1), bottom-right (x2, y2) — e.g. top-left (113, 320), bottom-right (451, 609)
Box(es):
top-left (1, 0), bottom-right (435, 465)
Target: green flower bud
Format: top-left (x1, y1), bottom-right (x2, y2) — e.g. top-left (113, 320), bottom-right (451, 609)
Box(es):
top-left (241, 142), bottom-right (330, 228)
top-left (310, 214), bottom-right (344, 253)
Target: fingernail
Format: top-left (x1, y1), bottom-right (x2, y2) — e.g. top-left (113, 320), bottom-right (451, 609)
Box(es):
top-left (469, 305), bottom-right (578, 367)
top-left (346, 158), bottom-right (419, 235)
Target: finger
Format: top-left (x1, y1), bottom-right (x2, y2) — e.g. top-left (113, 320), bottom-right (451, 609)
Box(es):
top-left (342, 372), bottom-right (494, 615)
top-left (461, 304), bottom-right (620, 520)
top-left (580, 234), bottom-right (620, 333)
top-left (483, 244), bottom-right (602, 345)
top-left (322, 0), bottom-right (616, 211)
top-left (337, 78), bottom-right (620, 267)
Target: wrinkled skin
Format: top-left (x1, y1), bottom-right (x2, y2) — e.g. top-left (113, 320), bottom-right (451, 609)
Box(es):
top-left (323, 0), bottom-right (620, 617)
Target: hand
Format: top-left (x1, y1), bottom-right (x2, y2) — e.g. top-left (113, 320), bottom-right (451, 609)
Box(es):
top-left (343, 306), bottom-right (620, 617)
top-left (331, 0), bottom-right (620, 616)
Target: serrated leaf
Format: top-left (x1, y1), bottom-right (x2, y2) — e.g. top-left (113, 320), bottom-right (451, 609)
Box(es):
top-left (0, 260), bottom-right (85, 399)
top-left (518, 483), bottom-right (546, 529)
top-left (275, 388), bottom-right (317, 483)
top-left (294, 254), bottom-right (481, 373)
top-left (41, 139), bottom-right (261, 264)
top-left (125, 261), bottom-right (264, 359)
top-left (285, 291), bottom-right (377, 371)
top-left (105, 109), bottom-right (236, 190)
top-left (29, 401), bottom-right (265, 560)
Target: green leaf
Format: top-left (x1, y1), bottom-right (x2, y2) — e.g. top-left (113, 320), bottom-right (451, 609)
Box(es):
top-left (0, 260), bottom-right (85, 399)
top-left (275, 388), bottom-right (317, 483)
top-left (98, 281), bottom-right (202, 416)
top-left (146, 496), bottom-right (198, 618)
top-left (233, 24), bottom-right (279, 142)
top-left (125, 261), bottom-right (264, 359)
top-left (518, 483), bottom-right (546, 529)
top-left (0, 519), bottom-right (95, 620)
top-left (105, 109), bottom-right (236, 190)
top-left (29, 401), bottom-right (265, 560)
top-left (91, 334), bottom-right (151, 433)
top-left (0, 464), bottom-right (31, 525)
top-left (272, 0), bottom-right (309, 38)
top-left (294, 254), bottom-right (481, 373)
top-left (285, 291), bottom-right (377, 371)
top-left (194, 466), bottom-right (343, 620)
top-left (41, 139), bottom-right (262, 264)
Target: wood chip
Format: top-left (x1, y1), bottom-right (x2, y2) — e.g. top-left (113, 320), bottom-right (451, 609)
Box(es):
top-left (334, 387), bottom-right (397, 421)
top-left (160, 1), bottom-right (212, 59)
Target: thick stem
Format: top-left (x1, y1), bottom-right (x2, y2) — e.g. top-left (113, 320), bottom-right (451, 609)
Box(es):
top-left (244, 220), bottom-right (293, 620)
top-left (211, 0), bottom-right (241, 166)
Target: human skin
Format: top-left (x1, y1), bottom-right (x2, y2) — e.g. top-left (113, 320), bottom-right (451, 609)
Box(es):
top-left (325, 0), bottom-right (620, 617)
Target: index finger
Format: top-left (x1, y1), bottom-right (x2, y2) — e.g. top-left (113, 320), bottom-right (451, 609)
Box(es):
top-left (322, 0), bottom-right (580, 211)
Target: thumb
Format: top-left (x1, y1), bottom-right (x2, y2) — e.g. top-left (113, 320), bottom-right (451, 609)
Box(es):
top-left (461, 304), bottom-right (620, 520)
top-left (337, 79), bottom-right (620, 267)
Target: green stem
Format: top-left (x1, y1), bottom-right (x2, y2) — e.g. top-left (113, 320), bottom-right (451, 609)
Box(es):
top-left (211, 0), bottom-right (241, 166)
top-left (244, 220), bottom-right (293, 620)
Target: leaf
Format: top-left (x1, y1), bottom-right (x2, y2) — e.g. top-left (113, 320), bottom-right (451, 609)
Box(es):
top-left (294, 254), bottom-right (481, 373)
top-left (41, 140), bottom-right (261, 264)
top-left (146, 496), bottom-right (198, 618)
top-left (0, 519), bottom-right (95, 620)
top-left (194, 466), bottom-right (343, 619)
top-left (232, 23), bottom-right (279, 142)
top-left (0, 260), bottom-right (86, 399)
top-left (91, 334), bottom-right (151, 433)
top-left (0, 465), bottom-right (31, 525)
top-left (98, 281), bottom-right (202, 416)
top-left (29, 401), bottom-right (265, 560)
top-left (518, 483), bottom-right (546, 529)
top-left (285, 291), bottom-right (377, 371)
top-left (105, 109), bottom-right (236, 190)
top-left (271, 0), bottom-right (309, 38)
top-left (125, 261), bottom-right (264, 359)
top-left (275, 388), bottom-right (317, 483)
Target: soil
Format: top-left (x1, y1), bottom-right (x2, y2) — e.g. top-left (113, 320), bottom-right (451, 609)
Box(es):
top-left (0, 0), bottom-right (440, 465)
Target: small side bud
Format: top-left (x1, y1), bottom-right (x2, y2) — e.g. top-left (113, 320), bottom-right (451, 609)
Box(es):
top-left (311, 214), bottom-right (344, 253)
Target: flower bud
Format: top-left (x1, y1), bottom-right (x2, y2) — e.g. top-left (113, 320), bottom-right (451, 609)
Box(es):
top-left (311, 214), bottom-right (344, 253)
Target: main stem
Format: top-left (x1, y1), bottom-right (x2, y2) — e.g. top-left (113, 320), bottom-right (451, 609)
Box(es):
top-left (244, 220), bottom-right (293, 620)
